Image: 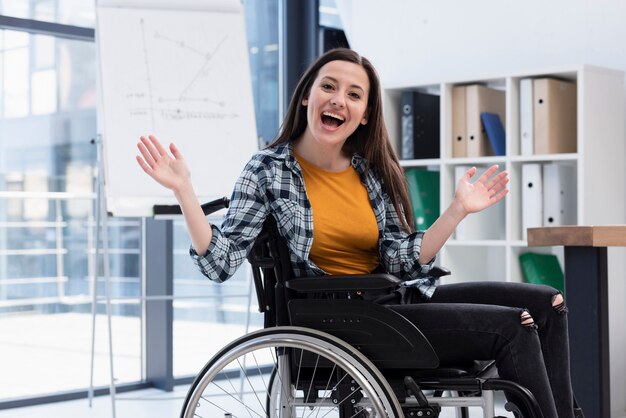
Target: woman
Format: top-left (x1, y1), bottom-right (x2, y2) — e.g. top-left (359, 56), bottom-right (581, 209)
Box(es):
top-left (136, 48), bottom-right (580, 418)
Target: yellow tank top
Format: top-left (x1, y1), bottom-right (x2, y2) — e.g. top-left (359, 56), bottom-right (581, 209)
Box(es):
top-left (294, 152), bottom-right (380, 275)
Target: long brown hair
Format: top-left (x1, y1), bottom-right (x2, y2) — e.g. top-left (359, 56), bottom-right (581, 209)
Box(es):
top-left (268, 48), bottom-right (415, 232)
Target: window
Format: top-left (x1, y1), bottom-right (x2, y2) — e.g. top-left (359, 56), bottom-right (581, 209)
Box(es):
top-left (0, 0), bottom-right (280, 405)
top-left (172, 0), bottom-right (279, 378)
top-left (0, 0), bottom-right (95, 27)
top-left (0, 26), bottom-right (143, 400)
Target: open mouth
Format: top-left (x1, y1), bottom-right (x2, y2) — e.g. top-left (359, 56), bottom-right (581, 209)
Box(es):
top-left (321, 111), bottom-right (345, 128)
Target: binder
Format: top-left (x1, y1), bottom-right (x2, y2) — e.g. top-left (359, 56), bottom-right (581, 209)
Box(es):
top-left (520, 78), bottom-right (534, 155)
top-left (454, 165), bottom-right (505, 240)
top-left (533, 78), bottom-right (577, 154)
top-left (401, 91), bottom-right (440, 159)
top-left (543, 163), bottom-right (577, 226)
top-left (401, 94), bottom-right (414, 159)
top-left (521, 163), bottom-right (543, 240)
top-left (480, 112), bottom-right (506, 156)
top-left (452, 86), bottom-right (467, 158)
top-left (519, 252), bottom-right (564, 293)
top-left (405, 168), bottom-right (440, 230)
top-left (466, 85), bottom-right (506, 157)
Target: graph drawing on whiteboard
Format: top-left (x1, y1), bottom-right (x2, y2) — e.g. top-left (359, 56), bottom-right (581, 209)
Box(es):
top-left (97, 0), bottom-right (257, 217)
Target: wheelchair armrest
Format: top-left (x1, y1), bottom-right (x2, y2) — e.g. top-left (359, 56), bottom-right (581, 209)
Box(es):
top-left (285, 273), bottom-right (402, 293)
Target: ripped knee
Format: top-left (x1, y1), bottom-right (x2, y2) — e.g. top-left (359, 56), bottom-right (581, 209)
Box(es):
top-left (520, 309), bottom-right (536, 328)
top-left (551, 292), bottom-right (567, 314)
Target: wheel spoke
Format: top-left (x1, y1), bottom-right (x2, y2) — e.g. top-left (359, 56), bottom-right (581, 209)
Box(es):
top-left (181, 328), bottom-right (400, 418)
top-left (236, 357), bottom-right (266, 414)
top-left (308, 363), bottom-right (337, 418)
top-left (252, 350), bottom-right (270, 394)
top-left (301, 354), bottom-right (320, 418)
top-left (209, 380), bottom-right (266, 418)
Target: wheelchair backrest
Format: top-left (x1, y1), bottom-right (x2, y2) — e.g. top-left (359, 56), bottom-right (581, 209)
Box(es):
top-left (246, 215), bottom-right (295, 328)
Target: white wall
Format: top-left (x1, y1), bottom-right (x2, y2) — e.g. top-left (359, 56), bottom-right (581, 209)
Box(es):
top-left (338, 0), bottom-right (626, 85)
top-left (337, 1), bottom-right (626, 416)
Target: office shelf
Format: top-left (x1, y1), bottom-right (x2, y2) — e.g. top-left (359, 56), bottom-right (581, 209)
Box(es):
top-left (384, 65), bottom-right (625, 284)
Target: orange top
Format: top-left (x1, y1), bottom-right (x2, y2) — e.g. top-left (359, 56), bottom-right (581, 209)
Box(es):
top-left (295, 152), bottom-right (380, 275)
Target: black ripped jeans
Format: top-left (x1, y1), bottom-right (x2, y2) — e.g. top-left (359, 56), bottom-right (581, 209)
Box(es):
top-left (387, 281), bottom-right (574, 418)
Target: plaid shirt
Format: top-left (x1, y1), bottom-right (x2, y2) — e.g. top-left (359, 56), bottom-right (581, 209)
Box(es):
top-left (190, 142), bottom-right (437, 299)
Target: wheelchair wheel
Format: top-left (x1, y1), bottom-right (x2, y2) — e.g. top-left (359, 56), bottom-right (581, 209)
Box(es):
top-left (181, 326), bottom-right (403, 418)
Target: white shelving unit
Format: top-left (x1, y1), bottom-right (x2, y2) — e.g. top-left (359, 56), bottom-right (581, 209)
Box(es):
top-left (384, 65), bottom-right (625, 284)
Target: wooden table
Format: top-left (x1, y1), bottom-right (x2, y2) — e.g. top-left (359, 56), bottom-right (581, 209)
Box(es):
top-left (527, 225), bottom-right (626, 418)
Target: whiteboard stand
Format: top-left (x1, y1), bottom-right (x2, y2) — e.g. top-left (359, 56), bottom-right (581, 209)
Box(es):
top-left (87, 136), bottom-right (118, 418)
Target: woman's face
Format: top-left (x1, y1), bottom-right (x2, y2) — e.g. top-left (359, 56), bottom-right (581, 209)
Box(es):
top-left (301, 60), bottom-right (370, 151)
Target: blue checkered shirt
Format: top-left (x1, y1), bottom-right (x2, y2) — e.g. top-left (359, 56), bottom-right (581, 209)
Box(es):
top-left (190, 142), bottom-right (437, 299)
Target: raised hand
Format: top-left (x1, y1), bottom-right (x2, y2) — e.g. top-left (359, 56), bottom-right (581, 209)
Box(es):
top-left (136, 135), bottom-right (191, 192)
top-left (455, 165), bottom-right (509, 215)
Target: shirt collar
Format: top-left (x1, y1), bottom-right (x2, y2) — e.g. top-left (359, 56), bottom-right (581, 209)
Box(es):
top-left (350, 153), bottom-right (367, 174)
top-left (268, 141), bottom-right (368, 174)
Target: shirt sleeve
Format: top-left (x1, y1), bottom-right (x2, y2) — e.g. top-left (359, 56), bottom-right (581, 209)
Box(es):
top-left (378, 191), bottom-right (435, 280)
top-left (189, 158), bottom-right (268, 282)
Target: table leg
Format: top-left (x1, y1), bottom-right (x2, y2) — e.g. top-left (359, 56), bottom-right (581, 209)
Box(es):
top-left (564, 246), bottom-right (610, 418)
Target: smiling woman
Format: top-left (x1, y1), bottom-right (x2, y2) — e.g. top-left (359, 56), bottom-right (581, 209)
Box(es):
top-left (136, 47), bottom-right (581, 418)
top-left (297, 60), bottom-right (370, 171)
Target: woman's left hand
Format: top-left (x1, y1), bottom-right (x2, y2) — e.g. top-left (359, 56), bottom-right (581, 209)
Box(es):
top-left (454, 165), bottom-right (509, 215)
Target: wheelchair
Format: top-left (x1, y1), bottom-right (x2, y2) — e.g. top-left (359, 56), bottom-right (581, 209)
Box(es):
top-left (180, 199), bottom-right (544, 418)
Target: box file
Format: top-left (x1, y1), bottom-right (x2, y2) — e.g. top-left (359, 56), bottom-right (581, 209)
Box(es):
top-left (519, 252), bottom-right (565, 293)
top-left (521, 163), bottom-right (543, 240)
top-left (466, 85), bottom-right (506, 157)
top-left (401, 91), bottom-right (440, 159)
top-left (533, 78), bottom-right (577, 154)
top-left (520, 78), bottom-right (534, 155)
top-left (452, 86), bottom-right (467, 158)
top-left (543, 163), bottom-right (577, 226)
top-left (405, 168), bottom-right (440, 230)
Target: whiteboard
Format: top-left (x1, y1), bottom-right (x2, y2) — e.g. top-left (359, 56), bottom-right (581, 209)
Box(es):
top-left (96, 0), bottom-right (258, 217)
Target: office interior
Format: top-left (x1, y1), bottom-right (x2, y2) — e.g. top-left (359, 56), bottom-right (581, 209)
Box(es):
top-left (1, 0), bottom-right (626, 417)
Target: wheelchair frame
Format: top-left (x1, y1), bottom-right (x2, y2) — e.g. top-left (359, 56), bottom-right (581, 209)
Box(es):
top-left (180, 199), bottom-right (544, 418)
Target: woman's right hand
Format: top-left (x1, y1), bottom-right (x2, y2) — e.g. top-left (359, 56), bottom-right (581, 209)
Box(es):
top-left (136, 135), bottom-right (191, 193)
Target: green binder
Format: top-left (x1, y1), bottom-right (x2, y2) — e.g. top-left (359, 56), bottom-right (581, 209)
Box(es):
top-left (404, 168), bottom-right (440, 230)
top-left (518, 252), bottom-right (564, 293)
